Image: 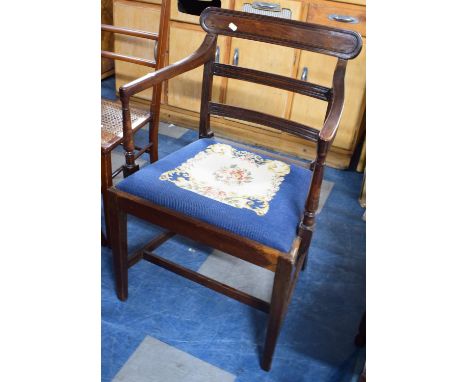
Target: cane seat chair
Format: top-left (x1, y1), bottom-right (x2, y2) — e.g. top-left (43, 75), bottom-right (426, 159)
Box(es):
top-left (108, 7), bottom-right (362, 371)
top-left (101, 0), bottom-right (171, 245)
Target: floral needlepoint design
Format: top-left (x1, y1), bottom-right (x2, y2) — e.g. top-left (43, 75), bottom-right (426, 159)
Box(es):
top-left (214, 165), bottom-right (253, 186)
top-left (159, 143), bottom-right (291, 216)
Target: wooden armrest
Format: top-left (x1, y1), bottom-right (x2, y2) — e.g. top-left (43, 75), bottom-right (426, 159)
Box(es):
top-left (119, 34), bottom-right (217, 101)
top-left (319, 59), bottom-right (347, 142)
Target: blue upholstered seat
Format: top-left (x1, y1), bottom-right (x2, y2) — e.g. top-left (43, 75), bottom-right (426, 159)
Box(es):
top-left (117, 138), bottom-right (312, 253)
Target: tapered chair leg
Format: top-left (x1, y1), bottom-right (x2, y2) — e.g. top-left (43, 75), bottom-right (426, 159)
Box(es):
top-left (301, 252), bottom-right (308, 271)
top-left (108, 191), bottom-right (129, 301)
top-left (261, 257), bottom-right (293, 371)
top-left (101, 152), bottom-right (113, 246)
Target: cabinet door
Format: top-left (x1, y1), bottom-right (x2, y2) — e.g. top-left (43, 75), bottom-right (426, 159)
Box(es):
top-left (113, 0), bottom-right (161, 101)
top-left (290, 39), bottom-right (366, 150)
top-left (224, 0), bottom-right (304, 119)
top-left (167, 22), bottom-right (226, 112)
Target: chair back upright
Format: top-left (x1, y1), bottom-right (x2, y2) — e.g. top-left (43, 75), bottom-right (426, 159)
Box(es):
top-left (101, 0), bottom-right (171, 163)
top-left (197, 7), bottom-right (362, 243)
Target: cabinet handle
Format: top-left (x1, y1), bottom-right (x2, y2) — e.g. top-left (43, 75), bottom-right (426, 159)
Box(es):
top-left (251, 2), bottom-right (281, 12)
top-left (328, 14), bottom-right (359, 24)
top-left (301, 67), bottom-right (308, 82)
top-left (215, 46), bottom-right (220, 63)
top-left (232, 48), bottom-right (239, 66)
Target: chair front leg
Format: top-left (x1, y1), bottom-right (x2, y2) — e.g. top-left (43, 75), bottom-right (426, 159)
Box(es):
top-left (109, 191), bottom-right (129, 301)
top-left (261, 256), bottom-right (294, 371)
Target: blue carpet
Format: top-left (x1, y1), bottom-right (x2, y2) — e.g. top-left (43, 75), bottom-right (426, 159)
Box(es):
top-left (102, 77), bottom-right (366, 382)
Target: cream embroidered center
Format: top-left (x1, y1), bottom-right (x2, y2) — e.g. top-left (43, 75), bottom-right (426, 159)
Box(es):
top-left (159, 143), bottom-right (290, 216)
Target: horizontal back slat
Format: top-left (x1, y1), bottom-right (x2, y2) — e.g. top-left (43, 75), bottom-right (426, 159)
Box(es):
top-left (200, 7), bottom-right (362, 59)
top-left (213, 63), bottom-right (331, 101)
top-left (101, 50), bottom-right (157, 68)
top-left (101, 24), bottom-right (159, 41)
top-left (209, 102), bottom-right (320, 142)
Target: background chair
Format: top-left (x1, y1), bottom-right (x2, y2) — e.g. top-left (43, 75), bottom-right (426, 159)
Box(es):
top-left (101, 0), bottom-right (171, 245)
top-left (108, 7), bottom-right (362, 371)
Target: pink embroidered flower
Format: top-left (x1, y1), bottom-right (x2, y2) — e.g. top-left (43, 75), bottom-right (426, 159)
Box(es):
top-left (214, 165), bottom-right (253, 186)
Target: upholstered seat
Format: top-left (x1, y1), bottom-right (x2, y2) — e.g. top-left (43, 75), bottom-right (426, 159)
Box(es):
top-left (101, 99), bottom-right (150, 153)
top-left (117, 138), bottom-right (312, 253)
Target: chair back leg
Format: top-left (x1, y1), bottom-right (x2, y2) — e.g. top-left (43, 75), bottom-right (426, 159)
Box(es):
top-left (101, 152), bottom-right (113, 246)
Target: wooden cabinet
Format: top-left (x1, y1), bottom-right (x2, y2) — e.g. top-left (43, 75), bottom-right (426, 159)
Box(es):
top-left (223, 0), bottom-right (304, 119)
top-left (112, 0), bottom-right (366, 168)
top-left (113, 0), bottom-right (162, 101)
top-left (290, 38), bottom-right (366, 150)
top-left (167, 22), bottom-right (228, 112)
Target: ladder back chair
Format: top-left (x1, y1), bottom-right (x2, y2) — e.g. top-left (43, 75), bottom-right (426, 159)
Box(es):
top-left (108, 7), bottom-right (362, 371)
top-left (101, 0), bottom-right (171, 244)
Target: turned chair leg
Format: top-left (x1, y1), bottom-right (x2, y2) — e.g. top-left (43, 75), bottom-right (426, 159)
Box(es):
top-left (109, 191), bottom-right (129, 301)
top-left (101, 152), bottom-right (113, 246)
top-left (261, 257), bottom-right (293, 371)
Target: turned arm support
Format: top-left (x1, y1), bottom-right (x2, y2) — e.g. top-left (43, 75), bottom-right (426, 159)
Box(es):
top-left (298, 59), bottom-right (348, 243)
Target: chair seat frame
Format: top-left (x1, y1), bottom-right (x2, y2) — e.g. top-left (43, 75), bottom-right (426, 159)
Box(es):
top-left (108, 7), bottom-right (362, 371)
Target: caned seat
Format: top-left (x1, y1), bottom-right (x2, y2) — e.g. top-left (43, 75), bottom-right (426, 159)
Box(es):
top-left (100, 99), bottom-right (150, 153)
top-left (116, 138), bottom-right (312, 253)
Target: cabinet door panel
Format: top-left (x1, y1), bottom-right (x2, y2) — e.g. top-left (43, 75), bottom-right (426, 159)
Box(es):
top-left (290, 39), bottom-right (366, 150)
top-left (113, 0), bottom-right (161, 101)
top-left (224, 0), bottom-right (304, 119)
top-left (167, 22), bottom-right (226, 112)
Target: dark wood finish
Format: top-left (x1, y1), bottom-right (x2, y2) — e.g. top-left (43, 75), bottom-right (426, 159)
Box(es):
top-left (108, 8), bottom-right (362, 371)
top-left (118, 34), bottom-right (217, 98)
top-left (355, 312), bottom-right (366, 347)
top-left (200, 7), bottom-right (362, 59)
top-left (143, 251), bottom-right (270, 313)
top-left (349, 109), bottom-right (366, 171)
top-left (127, 231), bottom-right (175, 268)
top-left (199, 45), bottom-right (217, 139)
top-left (110, 188), bottom-right (288, 271)
top-left (101, 0), bottom-right (171, 244)
top-left (101, 152), bottom-right (113, 247)
top-left (109, 190), bottom-right (128, 301)
top-left (209, 102), bottom-right (320, 141)
top-left (213, 63), bottom-right (331, 101)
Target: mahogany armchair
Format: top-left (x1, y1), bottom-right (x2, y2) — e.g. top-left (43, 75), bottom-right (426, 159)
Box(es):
top-left (108, 7), bottom-right (362, 371)
top-left (101, 0), bottom-right (171, 244)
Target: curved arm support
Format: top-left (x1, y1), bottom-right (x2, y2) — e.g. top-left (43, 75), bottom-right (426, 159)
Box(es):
top-left (119, 34), bottom-right (217, 102)
top-left (118, 33), bottom-right (217, 173)
top-left (319, 59), bottom-right (347, 142)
